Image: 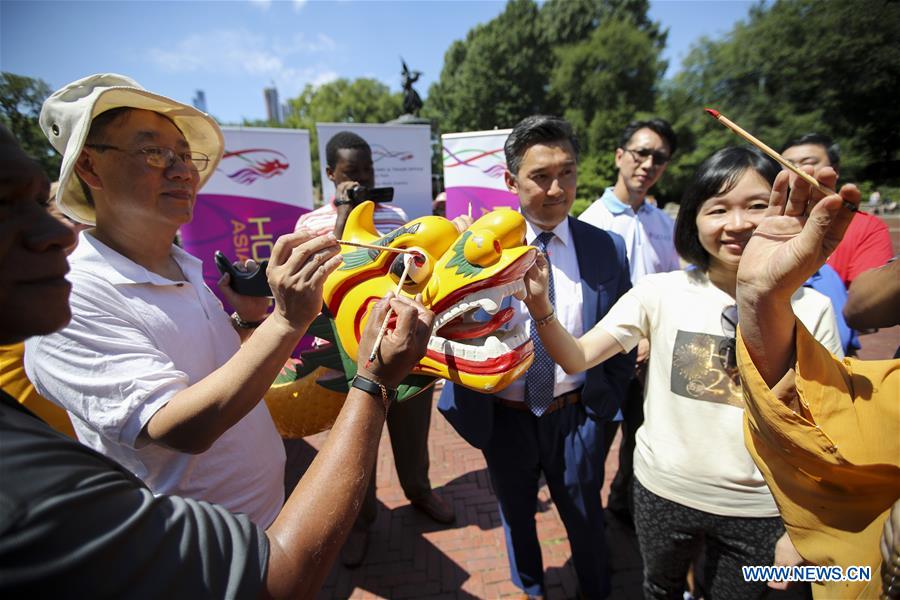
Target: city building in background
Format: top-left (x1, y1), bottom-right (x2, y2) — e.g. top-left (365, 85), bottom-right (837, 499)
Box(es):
top-left (264, 86), bottom-right (281, 124)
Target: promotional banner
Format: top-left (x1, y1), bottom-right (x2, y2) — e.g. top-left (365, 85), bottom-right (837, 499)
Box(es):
top-left (317, 122), bottom-right (432, 220)
top-left (442, 129), bottom-right (517, 220)
top-left (181, 127), bottom-right (314, 294)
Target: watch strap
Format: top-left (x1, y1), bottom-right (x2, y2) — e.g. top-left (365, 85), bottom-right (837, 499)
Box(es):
top-left (231, 312), bottom-right (264, 329)
top-left (351, 374), bottom-right (397, 414)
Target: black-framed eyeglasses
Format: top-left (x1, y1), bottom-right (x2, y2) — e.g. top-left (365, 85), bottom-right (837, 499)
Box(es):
top-left (719, 304), bottom-right (739, 370)
top-left (624, 147), bottom-right (671, 166)
top-left (86, 144), bottom-right (210, 172)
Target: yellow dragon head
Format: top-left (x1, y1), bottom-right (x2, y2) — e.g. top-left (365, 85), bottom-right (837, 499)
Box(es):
top-left (263, 201), bottom-right (537, 436)
top-left (322, 201), bottom-right (537, 398)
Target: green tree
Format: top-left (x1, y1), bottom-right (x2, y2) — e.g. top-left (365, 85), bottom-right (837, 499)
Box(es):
top-left (423, 0), bottom-right (549, 132)
top-left (658, 0), bottom-right (900, 202)
top-left (273, 78), bottom-right (402, 202)
top-left (550, 19), bottom-right (666, 163)
top-left (285, 78), bottom-right (402, 127)
top-left (0, 72), bottom-right (60, 178)
top-left (425, 0), bottom-right (666, 203)
top-left (540, 1), bottom-right (667, 204)
top-left (540, 0), bottom-right (666, 50)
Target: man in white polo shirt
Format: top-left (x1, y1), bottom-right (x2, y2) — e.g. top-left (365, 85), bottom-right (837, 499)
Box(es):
top-left (578, 118), bottom-right (679, 280)
top-left (578, 118), bottom-right (680, 527)
top-left (25, 73), bottom-right (343, 528)
top-left (295, 131), bottom-right (408, 237)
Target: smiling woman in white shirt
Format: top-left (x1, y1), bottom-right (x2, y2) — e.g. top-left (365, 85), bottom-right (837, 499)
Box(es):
top-left (522, 146), bottom-right (843, 600)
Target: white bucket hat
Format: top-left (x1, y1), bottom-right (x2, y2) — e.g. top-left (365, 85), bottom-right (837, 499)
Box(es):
top-left (40, 73), bottom-right (224, 225)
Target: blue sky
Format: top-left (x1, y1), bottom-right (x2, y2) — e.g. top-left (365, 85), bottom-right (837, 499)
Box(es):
top-left (1, 0), bottom-right (755, 124)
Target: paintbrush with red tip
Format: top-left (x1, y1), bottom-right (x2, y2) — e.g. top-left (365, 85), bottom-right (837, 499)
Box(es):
top-left (703, 108), bottom-right (854, 212)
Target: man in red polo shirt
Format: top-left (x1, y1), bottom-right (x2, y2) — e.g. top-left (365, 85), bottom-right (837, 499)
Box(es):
top-left (781, 133), bottom-right (892, 288)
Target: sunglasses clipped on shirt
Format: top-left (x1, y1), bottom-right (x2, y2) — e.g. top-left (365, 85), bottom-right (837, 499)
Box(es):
top-left (86, 144), bottom-right (211, 172)
top-left (719, 305), bottom-right (739, 371)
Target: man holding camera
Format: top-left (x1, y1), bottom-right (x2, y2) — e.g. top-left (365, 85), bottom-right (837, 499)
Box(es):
top-left (295, 130), bottom-right (455, 568)
top-left (295, 131), bottom-right (408, 238)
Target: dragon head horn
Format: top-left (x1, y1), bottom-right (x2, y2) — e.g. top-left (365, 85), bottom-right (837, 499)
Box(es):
top-left (344, 201), bottom-right (380, 242)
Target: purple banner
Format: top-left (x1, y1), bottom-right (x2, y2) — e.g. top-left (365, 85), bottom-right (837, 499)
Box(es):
top-left (180, 193), bottom-right (313, 355)
top-left (181, 193), bottom-right (308, 294)
top-left (446, 186), bottom-right (519, 220)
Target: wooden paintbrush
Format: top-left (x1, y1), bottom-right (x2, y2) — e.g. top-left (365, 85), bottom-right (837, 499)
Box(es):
top-left (338, 239), bottom-right (419, 255)
top-left (367, 253), bottom-right (414, 363)
top-left (703, 108), bottom-right (853, 205)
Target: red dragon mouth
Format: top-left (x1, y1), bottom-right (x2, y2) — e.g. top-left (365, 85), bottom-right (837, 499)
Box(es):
top-left (424, 251), bottom-right (536, 374)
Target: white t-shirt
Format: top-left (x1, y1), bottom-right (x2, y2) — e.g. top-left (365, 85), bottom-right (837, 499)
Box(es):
top-left (597, 269), bottom-right (843, 517)
top-left (25, 232), bottom-right (286, 527)
top-left (578, 188), bottom-right (680, 283)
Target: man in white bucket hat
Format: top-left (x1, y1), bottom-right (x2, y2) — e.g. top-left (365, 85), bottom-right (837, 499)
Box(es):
top-left (40, 73), bottom-right (224, 226)
top-left (24, 73), bottom-right (341, 527)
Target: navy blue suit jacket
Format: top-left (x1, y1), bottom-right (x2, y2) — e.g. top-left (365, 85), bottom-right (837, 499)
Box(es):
top-left (438, 217), bottom-right (635, 449)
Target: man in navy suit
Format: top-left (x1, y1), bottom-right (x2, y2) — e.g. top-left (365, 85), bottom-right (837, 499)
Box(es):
top-left (439, 115), bottom-right (634, 599)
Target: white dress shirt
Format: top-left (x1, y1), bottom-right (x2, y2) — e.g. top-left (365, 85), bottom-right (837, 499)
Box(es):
top-left (495, 218), bottom-right (585, 402)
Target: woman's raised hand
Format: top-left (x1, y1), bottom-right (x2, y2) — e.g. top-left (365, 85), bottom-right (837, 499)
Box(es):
top-left (523, 251), bottom-right (553, 317)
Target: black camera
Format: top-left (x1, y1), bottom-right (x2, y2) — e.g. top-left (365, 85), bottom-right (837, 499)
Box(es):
top-left (214, 251), bottom-right (272, 297)
top-left (344, 185), bottom-right (394, 205)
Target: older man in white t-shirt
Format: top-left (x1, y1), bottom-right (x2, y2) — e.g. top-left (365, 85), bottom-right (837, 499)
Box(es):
top-left (578, 118), bottom-right (680, 526)
top-left (25, 74), bottom-right (343, 528)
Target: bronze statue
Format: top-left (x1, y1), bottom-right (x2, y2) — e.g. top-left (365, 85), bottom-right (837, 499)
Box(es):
top-left (401, 58), bottom-right (423, 116)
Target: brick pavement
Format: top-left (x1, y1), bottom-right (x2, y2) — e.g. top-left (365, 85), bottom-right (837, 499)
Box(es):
top-left (284, 381), bottom-right (642, 600)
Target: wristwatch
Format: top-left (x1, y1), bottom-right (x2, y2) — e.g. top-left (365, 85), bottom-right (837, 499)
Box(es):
top-left (351, 374), bottom-right (397, 415)
top-left (231, 311), bottom-right (265, 329)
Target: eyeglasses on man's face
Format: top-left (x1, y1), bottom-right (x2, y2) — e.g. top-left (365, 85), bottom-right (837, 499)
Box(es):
top-left (623, 147), bottom-right (671, 166)
top-left (86, 144), bottom-right (210, 172)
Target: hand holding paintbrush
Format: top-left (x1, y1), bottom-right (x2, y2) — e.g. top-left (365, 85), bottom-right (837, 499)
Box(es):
top-left (368, 253), bottom-right (414, 364)
top-left (354, 291), bottom-right (434, 406)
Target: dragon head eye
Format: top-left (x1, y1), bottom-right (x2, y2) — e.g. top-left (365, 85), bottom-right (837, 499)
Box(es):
top-left (389, 246), bottom-right (431, 285)
top-left (463, 230), bottom-right (502, 267)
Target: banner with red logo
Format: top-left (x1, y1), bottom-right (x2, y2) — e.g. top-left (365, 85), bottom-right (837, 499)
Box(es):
top-left (442, 129), bottom-right (517, 220)
top-left (317, 123), bottom-right (433, 220)
top-left (181, 127), bottom-right (313, 294)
